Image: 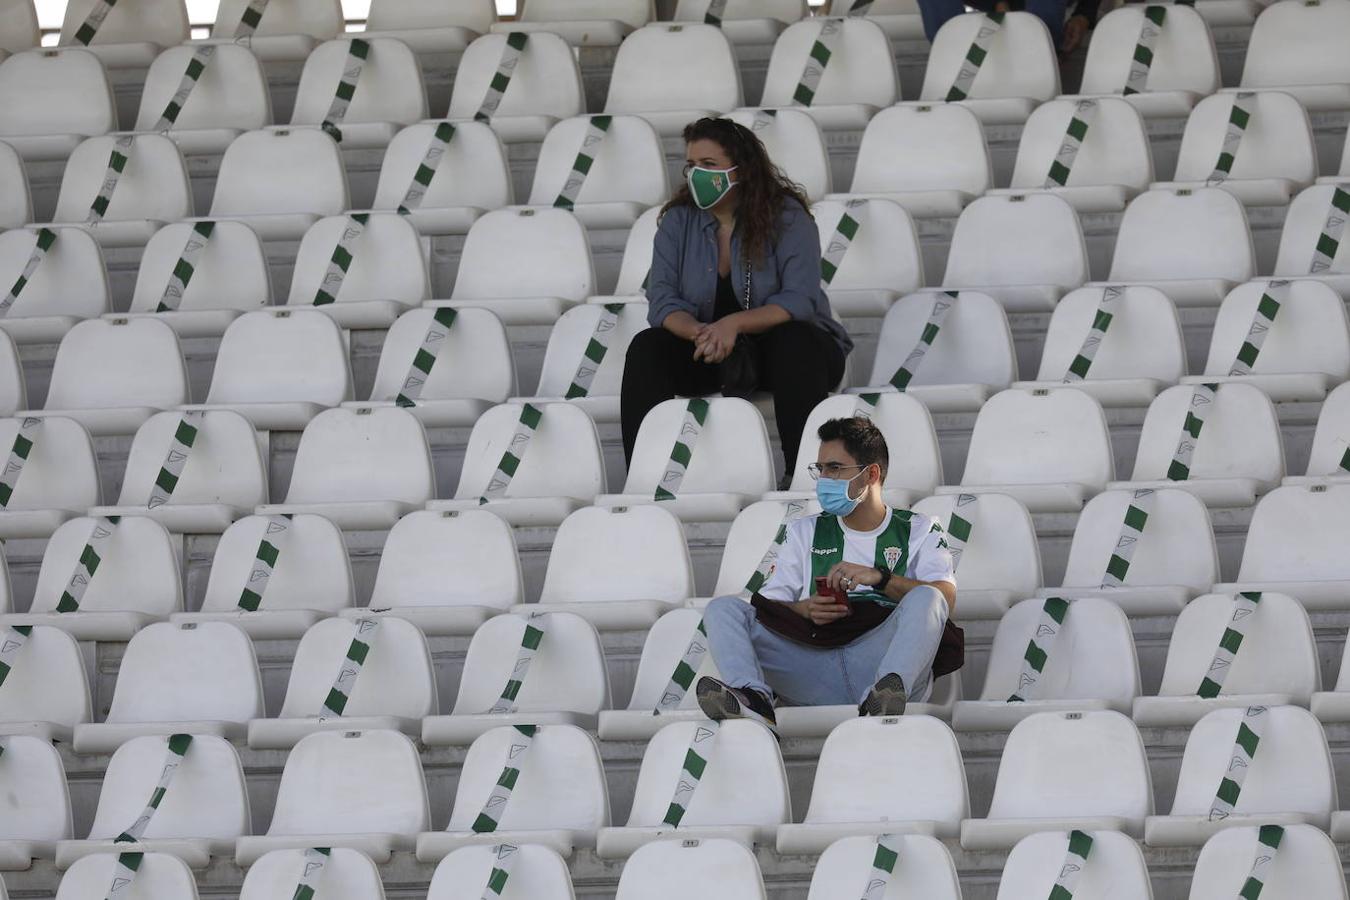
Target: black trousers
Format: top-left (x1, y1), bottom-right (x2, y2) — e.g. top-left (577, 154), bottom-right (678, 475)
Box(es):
top-left (620, 321), bottom-right (848, 475)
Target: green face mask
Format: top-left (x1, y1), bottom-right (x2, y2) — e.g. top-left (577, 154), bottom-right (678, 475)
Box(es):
top-left (687, 165), bottom-right (738, 210)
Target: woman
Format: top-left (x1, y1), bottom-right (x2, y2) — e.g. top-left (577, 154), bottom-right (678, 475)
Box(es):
top-left (621, 117), bottom-right (852, 481)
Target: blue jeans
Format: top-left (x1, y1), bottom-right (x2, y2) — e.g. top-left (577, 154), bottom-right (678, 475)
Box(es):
top-left (702, 586), bottom-right (950, 706)
top-left (917, 0), bottom-right (1066, 47)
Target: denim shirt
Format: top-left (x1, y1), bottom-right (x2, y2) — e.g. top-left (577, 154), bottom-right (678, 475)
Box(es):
top-left (646, 200), bottom-right (855, 357)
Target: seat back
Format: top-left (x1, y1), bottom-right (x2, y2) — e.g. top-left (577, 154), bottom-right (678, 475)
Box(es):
top-left (56, 852), bottom-right (198, 900)
top-left (812, 198), bottom-right (923, 294)
top-left (528, 115), bottom-right (668, 209)
top-left (1237, 483), bottom-right (1350, 582)
top-left (787, 393), bottom-right (941, 495)
top-left (367, 307), bottom-right (514, 405)
top-left (106, 621), bottom-right (263, 725)
top-left (55, 135), bottom-right (191, 225)
top-left (0, 734), bottom-right (71, 843)
top-left (291, 38), bottom-right (428, 129)
top-left (1173, 90), bottom-right (1315, 185)
top-left (368, 0), bottom-right (497, 32)
top-left (210, 128), bottom-right (349, 218)
top-left (612, 209), bottom-right (660, 296)
top-left (674, 0), bottom-right (806, 23)
top-left (1304, 382), bottom-right (1350, 478)
top-left (454, 402), bottom-right (605, 501)
top-left (1240, 0), bottom-right (1350, 91)
top-left (849, 103), bottom-right (991, 196)
top-left (451, 612), bottom-right (609, 716)
top-left (534, 302), bottom-right (646, 398)
top-left (1079, 4), bottom-right (1219, 97)
top-left (136, 43), bottom-right (271, 133)
top-left (1274, 183), bottom-right (1350, 277)
top-left (0, 625), bottom-right (90, 730)
top-left (211, 0), bottom-right (343, 40)
top-left (920, 11), bottom-right (1058, 102)
top-left (200, 513), bottom-right (354, 614)
top-left (624, 608), bottom-right (724, 712)
top-left (995, 830), bottom-right (1153, 900)
top-left (944, 194), bottom-right (1087, 291)
top-left (205, 309), bottom-right (352, 407)
top-left (452, 208), bottom-right (594, 301)
top-left (962, 388), bottom-right (1113, 489)
top-left (761, 17), bottom-right (897, 108)
top-left (0, 226), bottom-right (108, 320)
top-left (518, 0), bottom-right (653, 27)
top-left (428, 845), bottom-right (573, 900)
top-left (605, 24), bottom-right (742, 116)
top-left (623, 396), bottom-right (775, 496)
top-left (712, 499), bottom-right (820, 598)
top-left (445, 32), bottom-right (583, 122)
top-left (1108, 187), bottom-right (1255, 284)
top-left (727, 108), bottom-right (830, 200)
top-left (372, 120), bottom-right (512, 212)
top-left (1060, 488), bottom-right (1219, 593)
top-left (912, 493), bottom-right (1043, 597)
top-left (115, 409), bottom-right (267, 509)
top-left (0, 49), bottom-right (115, 139)
top-left (807, 834), bottom-right (960, 900)
top-left (1009, 97), bottom-right (1153, 190)
top-left (276, 616), bottom-right (436, 719)
top-left (1129, 383), bottom-right (1284, 484)
top-left (59, 0), bottom-right (188, 47)
top-left (542, 505), bottom-right (694, 605)
top-left (1188, 824), bottom-right (1348, 900)
top-left (0, 140), bottom-right (30, 228)
top-left (616, 839), bottom-right (765, 899)
top-left (1202, 280), bottom-right (1350, 379)
top-left (371, 509), bottom-right (522, 612)
top-left (240, 848), bottom-right (387, 900)
top-left (131, 221), bottom-right (271, 315)
top-left (283, 408), bottom-right (435, 507)
top-left (0, 330), bottom-right (22, 415)
top-left (866, 290), bottom-right (1016, 390)
top-left (287, 212), bottom-right (429, 306)
top-left (30, 515), bottom-right (181, 616)
top-left (0, 1), bottom-right (39, 54)
top-left (0, 415), bottom-right (98, 513)
top-left (1035, 285), bottom-right (1184, 382)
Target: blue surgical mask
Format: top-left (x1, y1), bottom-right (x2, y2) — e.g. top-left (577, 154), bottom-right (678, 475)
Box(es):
top-left (816, 470), bottom-right (866, 517)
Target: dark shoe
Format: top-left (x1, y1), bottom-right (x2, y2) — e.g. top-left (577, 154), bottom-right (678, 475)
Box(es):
top-left (776, 472), bottom-right (793, 492)
top-left (859, 673), bottom-right (907, 717)
top-left (696, 676), bottom-right (778, 731)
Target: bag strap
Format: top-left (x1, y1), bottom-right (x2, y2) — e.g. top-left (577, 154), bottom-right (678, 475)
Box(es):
top-left (1008, 597), bottom-right (1069, 702)
top-left (655, 398), bottom-right (711, 501)
top-left (237, 514), bottom-right (293, 612)
top-left (0, 228), bottom-right (57, 319)
top-left (479, 404), bottom-right (544, 504)
top-left (395, 307), bottom-right (458, 407)
top-left (1197, 592), bottom-right (1262, 698)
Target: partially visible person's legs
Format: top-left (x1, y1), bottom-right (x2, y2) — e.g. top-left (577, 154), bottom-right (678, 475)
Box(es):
top-left (915, 0), bottom-right (977, 43)
top-left (619, 327), bottom-right (720, 464)
top-left (841, 586), bottom-right (950, 704)
top-left (1023, 0), bottom-right (1068, 47)
top-left (755, 322), bottom-right (846, 476)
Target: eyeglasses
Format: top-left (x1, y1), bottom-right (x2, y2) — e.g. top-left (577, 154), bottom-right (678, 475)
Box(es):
top-left (807, 462), bottom-right (868, 481)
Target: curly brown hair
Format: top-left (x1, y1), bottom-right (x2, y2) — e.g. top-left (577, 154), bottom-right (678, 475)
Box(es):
top-left (661, 117), bottom-right (813, 266)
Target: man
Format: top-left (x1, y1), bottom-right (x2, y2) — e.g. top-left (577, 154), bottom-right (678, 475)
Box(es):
top-left (697, 416), bottom-right (957, 730)
top-left (915, 0), bottom-right (1100, 65)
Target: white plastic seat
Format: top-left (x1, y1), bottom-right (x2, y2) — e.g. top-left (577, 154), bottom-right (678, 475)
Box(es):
top-left (72, 622), bottom-right (263, 753)
top-left (942, 194), bottom-right (1088, 312)
top-left (416, 724), bottom-right (608, 861)
top-left (919, 12), bottom-right (1059, 124)
top-left (1043, 488), bottom-right (1219, 615)
top-left (186, 309), bottom-right (351, 431)
top-left (806, 834), bottom-right (960, 899)
top-left (1014, 285), bottom-right (1184, 406)
top-left (1077, 4), bottom-right (1221, 117)
top-left (57, 0), bottom-right (187, 67)
top-left (424, 612), bottom-right (609, 745)
top-left (853, 291), bottom-right (1016, 412)
top-left (206, 128), bottom-right (350, 241)
top-left (427, 844), bottom-right (574, 900)
top-left (995, 830), bottom-right (1154, 899)
top-left (911, 493), bottom-right (1042, 619)
top-left (286, 212), bottom-right (428, 329)
top-left (599, 397), bottom-right (774, 521)
top-left (589, 209), bottom-right (660, 303)
top-left (1239, 0), bottom-right (1350, 111)
top-left (523, 505), bottom-right (694, 629)
top-left (370, 120), bottom-right (512, 235)
top-left (1104, 188), bottom-right (1256, 306)
top-left (205, 0), bottom-right (343, 62)
top-left (1188, 824), bottom-right (1347, 899)
top-left (493, 0), bottom-right (652, 46)
top-left (257, 407), bottom-right (435, 530)
top-left (431, 402), bottom-right (604, 526)
top-left (56, 734), bottom-right (249, 868)
top-left (0, 141), bottom-right (29, 228)
top-left (1111, 383), bottom-right (1284, 507)
top-left (993, 97), bottom-right (1153, 213)
top-left (0, 1), bottom-right (38, 57)
top-left (960, 710), bottom-right (1153, 849)
top-left (54, 851), bottom-right (197, 900)
top-left (240, 848), bottom-right (387, 900)
top-left (614, 838), bottom-right (765, 899)
top-left (173, 513), bottom-right (354, 640)
top-left (438, 207), bottom-right (594, 326)
top-left (0, 735), bottom-right (71, 869)
top-left (444, 32), bottom-right (584, 144)
top-left (0, 226), bottom-right (108, 344)
top-left (0, 49), bottom-right (115, 161)
top-left (1273, 183), bottom-right (1350, 295)
top-left (598, 719), bottom-right (789, 857)
top-left (1213, 483), bottom-right (1350, 609)
top-left (247, 616), bottom-right (437, 750)
top-left (236, 729), bottom-right (430, 865)
top-left (673, 0), bottom-right (806, 44)
top-left (726, 108), bottom-right (830, 201)
top-left (808, 199), bottom-right (922, 316)
top-left (526, 115), bottom-right (668, 229)
top-left (1145, 705), bottom-right (1335, 845)
top-left (0, 332), bottom-right (21, 417)
top-left (603, 24), bottom-right (742, 137)
top-left (759, 17), bottom-right (897, 130)
top-left (835, 104), bottom-right (991, 219)
top-left (1135, 592), bottom-right (1317, 727)
top-left (515, 301), bottom-right (647, 422)
top-left (0, 416), bottom-right (97, 540)
top-left (362, 0), bottom-right (496, 54)
top-left (134, 43), bottom-right (271, 155)
top-left (0, 625), bottom-right (90, 742)
top-left (825, 0), bottom-right (925, 38)
top-left (1, 515), bottom-right (180, 640)
top-left (1288, 381), bottom-right (1350, 486)
top-left (289, 38), bottom-right (428, 150)
top-left (776, 716), bottom-right (967, 854)
top-left (938, 387), bottom-right (1113, 513)
top-left (1313, 620), bottom-right (1350, 721)
top-left (953, 597), bottom-right (1140, 731)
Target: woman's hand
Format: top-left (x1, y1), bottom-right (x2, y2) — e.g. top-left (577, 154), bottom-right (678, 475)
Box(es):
top-left (694, 316), bottom-right (741, 364)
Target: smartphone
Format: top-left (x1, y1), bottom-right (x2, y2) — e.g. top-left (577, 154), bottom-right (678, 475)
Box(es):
top-left (814, 576), bottom-right (850, 607)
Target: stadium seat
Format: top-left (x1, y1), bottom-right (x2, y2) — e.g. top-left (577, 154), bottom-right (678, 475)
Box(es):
top-left (960, 711), bottom-right (1153, 849)
top-left (599, 397), bottom-right (775, 521)
top-left (362, 0), bottom-right (497, 54)
top-left (0, 141), bottom-right (30, 228)
top-left (416, 723), bottom-right (609, 861)
top-left (919, 12), bottom-right (1060, 124)
top-left (290, 38), bottom-right (428, 150)
top-left (90, 410), bottom-right (266, 534)
top-left (1076, 3), bottom-right (1221, 118)
top-left (369, 121), bottom-right (512, 235)
top-left (431, 402), bottom-right (605, 526)
top-left (616, 838), bottom-right (764, 898)
top-left (0, 624), bottom-right (90, 742)
top-left (0, 734), bottom-right (71, 869)
top-left (911, 493), bottom-right (1042, 619)
top-left (834, 104), bottom-right (991, 218)
top-left (56, 733), bottom-right (250, 868)
top-left (57, 0), bottom-right (188, 68)
top-left (236, 729), bottom-right (431, 865)
top-left (1041, 488), bottom-right (1219, 615)
top-left (134, 44), bottom-right (272, 155)
top-left (0, 333), bottom-right (21, 417)
top-left (853, 290), bottom-right (1016, 412)
top-left (937, 387), bottom-right (1113, 512)
top-left (342, 509), bottom-right (520, 636)
top-left (941, 194), bottom-right (1089, 311)
top-left (603, 24), bottom-right (742, 136)
top-left (809, 198), bottom-right (923, 316)
top-left (72, 621), bottom-right (263, 753)
top-left (424, 612), bottom-right (609, 744)
top-left (494, 0), bottom-right (652, 46)
top-left (248, 616), bottom-right (437, 750)
top-left (436, 207), bottom-right (594, 326)
top-left (0, 225), bottom-right (109, 344)
top-left (1213, 483), bottom-right (1350, 608)
top-left (526, 115), bottom-right (668, 229)
top-left (1157, 90), bottom-right (1316, 206)
top-left (0, 1), bottom-right (38, 58)
top-left (0, 416), bottom-right (98, 540)
top-left (54, 852), bottom-right (197, 900)
top-left (953, 597), bottom-right (1140, 731)
top-left (206, 0), bottom-right (344, 62)
top-left (776, 716), bottom-right (968, 853)
top-left (286, 212), bottom-right (429, 329)
top-left (994, 830), bottom-right (1153, 899)
top-left (0, 49), bottom-right (115, 161)
top-left (1145, 705), bottom-right (1335, 845)
top-left (173, 512), bottom-right (354, 640)
top-left (825, 0), bottom-right (925, 38)
top-left (808, 835), bottom-right (961, 899)
top-left (1273, 183), bottom-right (1350, 295)
top-left (598, 607), bottom-right (724, 740)
top-left (727, 108), bottom-right (831, 201)
top-left (1287, 381), bottom-right (1350, 486)
top-left (427, 844), bottom-right (573, 900)
top-left (206, 128), bottom-right (350, 241)
top-left (240, 848), bottom-right (387, 900)
top-left (1135, 592), bottom-right (1316, 727)
top-left (696, 499), bottom-right (817, 604)
top-left (516, 301), bottom-right (648, 422)
top-left (1239, 0), bottom-right (1350, 111)
top-left (523, 505), bottom-right (694, 629)
top-left (598, 719), bottom-right (789, 857)
top-left (673, 0), bottom-right (807, 44)
top-left (758, 17), bottom-right (898, 130)
top-left (1111, 383), bottom-right (1284, 507)
top-left (1188, 823), bottom-right (1347, 899)
top-left (1313, 621), bottom-right (1350, 720)
top-left (1327, 134), bottom-right (1350, 182)
top-left (992, 97), bottom-right (1153, 213)
top-left (1105, 187), bottom-right (1256, 306)
top-left (444, 32), bottom-right (584, 144)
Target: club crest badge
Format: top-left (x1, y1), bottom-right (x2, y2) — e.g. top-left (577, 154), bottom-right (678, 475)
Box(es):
top-left (883, 546), bottom-right (902, 571)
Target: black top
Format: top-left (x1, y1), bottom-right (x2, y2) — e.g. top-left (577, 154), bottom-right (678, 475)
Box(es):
top-left (713, 272), bottom-right (741, 321)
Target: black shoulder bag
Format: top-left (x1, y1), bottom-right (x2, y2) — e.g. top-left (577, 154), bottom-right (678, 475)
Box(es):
top-left (718, 255), bottom-right (761, 399)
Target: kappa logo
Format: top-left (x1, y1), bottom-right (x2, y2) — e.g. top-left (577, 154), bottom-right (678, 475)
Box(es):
top-left (811, 546), bottom-right (839, 556)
